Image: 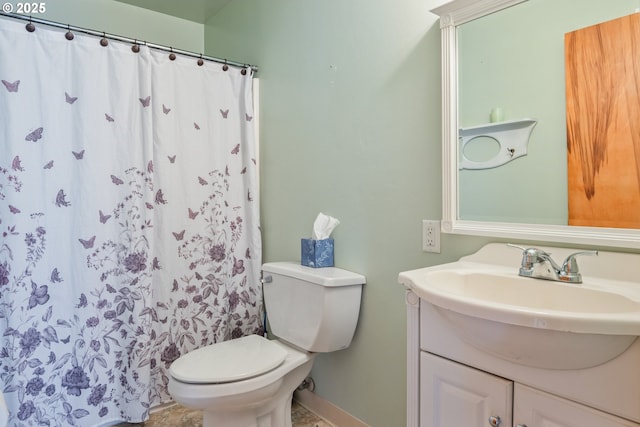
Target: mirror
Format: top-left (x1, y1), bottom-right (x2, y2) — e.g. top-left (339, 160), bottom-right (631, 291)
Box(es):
top-left (433, 0), bottom-right (640, 249)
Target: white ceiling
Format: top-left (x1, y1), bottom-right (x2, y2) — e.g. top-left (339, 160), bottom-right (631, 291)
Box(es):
top-left (114, 0), bottom-right (232, 23)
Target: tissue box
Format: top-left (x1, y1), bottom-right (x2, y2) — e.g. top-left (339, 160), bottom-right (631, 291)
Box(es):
top-left (301, 238), bottom-right (334, 268)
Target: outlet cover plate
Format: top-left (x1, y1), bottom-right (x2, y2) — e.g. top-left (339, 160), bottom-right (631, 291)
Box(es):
top-left (422, 219), bottom-right (441, 253)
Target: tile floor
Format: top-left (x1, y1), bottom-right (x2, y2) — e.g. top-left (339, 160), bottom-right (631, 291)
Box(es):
top-left (114, 400), bottom-right (334, 427)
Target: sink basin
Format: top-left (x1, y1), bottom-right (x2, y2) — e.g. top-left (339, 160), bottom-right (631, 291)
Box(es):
top-left (399, 244), bottom-right (640, 369)
top-left (414, 269), bottom-right (640, 334)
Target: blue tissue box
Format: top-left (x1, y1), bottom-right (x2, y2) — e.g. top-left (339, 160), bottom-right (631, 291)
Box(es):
top-left (301, 238), bottom-right (334, 268)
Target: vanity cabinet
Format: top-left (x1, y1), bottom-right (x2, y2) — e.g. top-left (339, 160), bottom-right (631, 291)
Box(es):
top-left (421, 351), bottom-right (638, 427)
top-left (401, 244), bottom-right (640, 427)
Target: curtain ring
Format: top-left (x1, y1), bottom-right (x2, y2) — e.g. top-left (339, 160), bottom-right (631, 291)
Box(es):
top-left (169, 48), bottom-right (176, 61)
top-left (25, 17), bottom-right (35, 33)
top-left (222, 60), bottom-right (229, 72)
top-left (132, 40), bottom-right (140, 53)
top-left (197, 54), bottom-right (204, 67)
top-left (65, 25), bottom-right (74, 41)
top-left (241, 67), bottom-right (247, 76)
top-left (100, 32), bottom-right (109, 47)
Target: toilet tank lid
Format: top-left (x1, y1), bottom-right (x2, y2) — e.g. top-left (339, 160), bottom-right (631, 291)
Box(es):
top-left (262, 262), bottom-right (366, 287)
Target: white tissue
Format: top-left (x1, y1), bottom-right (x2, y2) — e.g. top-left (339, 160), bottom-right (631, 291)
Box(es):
top-left (311, 213), bottom-right (340, 240)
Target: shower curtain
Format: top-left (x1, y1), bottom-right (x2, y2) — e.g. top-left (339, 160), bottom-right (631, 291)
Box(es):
top-left (0, 17), bottom-right (262, 426)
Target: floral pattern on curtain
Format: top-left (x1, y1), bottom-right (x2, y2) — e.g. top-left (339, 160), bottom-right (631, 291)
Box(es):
top-left (0, 16), bottom-right (262, 426)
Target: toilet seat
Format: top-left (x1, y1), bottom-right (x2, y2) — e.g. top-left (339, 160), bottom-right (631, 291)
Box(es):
top-left (169, 335), bottom-right (288, 384)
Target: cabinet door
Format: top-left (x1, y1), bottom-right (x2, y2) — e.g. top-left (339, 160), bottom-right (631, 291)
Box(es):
top-left (514, 384), bottom-right (640, 427)
top-left (421, 352), bottom-right (513, 427)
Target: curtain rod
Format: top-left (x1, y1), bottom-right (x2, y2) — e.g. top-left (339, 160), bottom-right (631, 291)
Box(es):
top-left (0, 12), bottom-right (258, 73)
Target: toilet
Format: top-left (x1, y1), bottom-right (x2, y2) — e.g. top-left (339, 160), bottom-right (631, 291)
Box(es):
top-left (168, 262), bottom-right (366, 427)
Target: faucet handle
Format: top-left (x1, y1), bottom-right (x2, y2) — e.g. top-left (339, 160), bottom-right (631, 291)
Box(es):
top-left (506, 243), bottom-right (526, 252)
top-left (560, 250), bottom-right (598, 282)
top-left (507, 244), bottom-right (549, 268)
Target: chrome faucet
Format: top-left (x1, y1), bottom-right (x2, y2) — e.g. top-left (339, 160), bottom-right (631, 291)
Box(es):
top-left (507, 244), bottom-right (598, 284)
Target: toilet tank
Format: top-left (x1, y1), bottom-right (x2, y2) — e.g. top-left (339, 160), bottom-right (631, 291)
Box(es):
top-left (262, 262), bottom-right (365, 353)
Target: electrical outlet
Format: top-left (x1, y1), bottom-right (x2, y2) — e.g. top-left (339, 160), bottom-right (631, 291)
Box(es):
top-left (422, 219), bottom-right (441, 253)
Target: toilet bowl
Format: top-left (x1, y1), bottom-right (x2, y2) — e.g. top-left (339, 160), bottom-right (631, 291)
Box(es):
top-left (168, 262), bottom-right (366, 427)
top-left (168, 336), bottom-right (314, 426)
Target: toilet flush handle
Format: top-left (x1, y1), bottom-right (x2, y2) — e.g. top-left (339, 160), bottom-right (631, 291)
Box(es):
top-left (261, 275), bottom-right (272, 284)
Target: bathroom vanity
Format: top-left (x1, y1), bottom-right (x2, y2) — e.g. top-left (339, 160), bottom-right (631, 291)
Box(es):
top-left (399, 243), bottom-right (640, 427)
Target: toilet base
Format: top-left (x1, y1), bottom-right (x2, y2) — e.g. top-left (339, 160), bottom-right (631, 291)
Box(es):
top-left (169, 340), bottom-right (315, 427)
top-left (199, 359), bottom-right (312, 427)
top-left (203, 393), bottom-right (294, 427)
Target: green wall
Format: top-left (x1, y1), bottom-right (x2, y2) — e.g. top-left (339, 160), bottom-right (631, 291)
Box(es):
top-left (40, 0), bottom-right (204, 53)
top-left (204, 1), bottom-right (498, 425)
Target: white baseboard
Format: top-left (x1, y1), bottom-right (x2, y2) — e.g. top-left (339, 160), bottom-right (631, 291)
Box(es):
top-left (294, 389), bottom-right (370, 427)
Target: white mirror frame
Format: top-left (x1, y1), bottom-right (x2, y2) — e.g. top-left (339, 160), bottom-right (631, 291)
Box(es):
top-left (434, 0), bottom-right (640, 250)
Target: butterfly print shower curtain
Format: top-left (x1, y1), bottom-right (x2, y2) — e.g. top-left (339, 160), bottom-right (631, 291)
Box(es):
top-left (0, 16), bottom-right (262, 426)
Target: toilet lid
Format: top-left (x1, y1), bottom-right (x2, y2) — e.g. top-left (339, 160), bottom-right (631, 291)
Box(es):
top-left (169, 335), bottom-right (288, 384)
